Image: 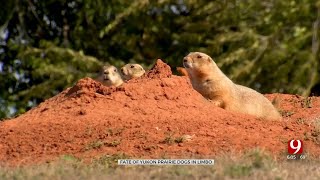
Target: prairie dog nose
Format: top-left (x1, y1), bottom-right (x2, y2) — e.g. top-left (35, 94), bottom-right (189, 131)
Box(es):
top-left (183, 57), bottom-right (189, 62)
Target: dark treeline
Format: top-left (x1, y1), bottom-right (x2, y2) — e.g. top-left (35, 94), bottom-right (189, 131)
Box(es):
top-left (0, 0), bottom-right (319, 118)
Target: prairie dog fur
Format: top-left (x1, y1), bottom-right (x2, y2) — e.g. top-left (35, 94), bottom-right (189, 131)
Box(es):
top-left (97, 65), bottom-right (124, 87)
top-left (120, 64), bottom-right (145, 80)
top-left (183, 52), bottom-right (281, 120)
top-left (176, 67), bottom-right (189, 77)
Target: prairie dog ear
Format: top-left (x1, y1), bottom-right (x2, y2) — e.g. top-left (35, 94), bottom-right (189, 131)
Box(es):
top-left (207, 57), bottom-right (211, 63)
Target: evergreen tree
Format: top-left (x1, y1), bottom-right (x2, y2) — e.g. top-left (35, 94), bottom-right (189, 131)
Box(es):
top-left (0, 0), bottom-right (319, 118)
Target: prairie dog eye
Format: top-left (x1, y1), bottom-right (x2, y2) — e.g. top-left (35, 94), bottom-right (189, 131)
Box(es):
top-left (114, 68), bottom-right (117, 72)
top-left (197, 55), bottom-right (202, 58)
top-left (130, 65), bottom-right (135, 68)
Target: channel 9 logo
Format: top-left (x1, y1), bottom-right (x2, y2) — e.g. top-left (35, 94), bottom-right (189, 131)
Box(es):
top-left (287, 139), bottom-right (306, 160)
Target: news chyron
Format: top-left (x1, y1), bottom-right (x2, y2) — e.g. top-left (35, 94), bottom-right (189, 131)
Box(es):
top-left (287, 139), bottom-right (306, 160)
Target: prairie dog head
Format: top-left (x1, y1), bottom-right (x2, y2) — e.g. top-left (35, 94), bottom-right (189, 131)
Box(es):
top-left (183, 52), bottom-right (218, 80)
top-left (120, 64), bottom-right (145, 80)
top-left (102, 65), bottom-right (123, 87)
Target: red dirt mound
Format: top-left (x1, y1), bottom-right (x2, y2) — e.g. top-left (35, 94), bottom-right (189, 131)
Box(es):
top-left (0, 60), bottom-right (320, 166)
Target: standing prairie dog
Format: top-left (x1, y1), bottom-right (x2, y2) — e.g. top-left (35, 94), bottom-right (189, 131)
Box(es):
top-left (120, 63), bottom-right (145, 80)
top-left (97, 65), bottom-right (124, 87)
top-left (183, 52), bottom-right (282, 120)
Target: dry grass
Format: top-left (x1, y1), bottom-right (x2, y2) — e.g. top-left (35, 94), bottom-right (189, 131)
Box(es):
top-left (301, 97), bottom-right (313, 108)
top-left (1, 150), bottom-right (320, 180)
top-left (84, 140), bottom-right (121, 151)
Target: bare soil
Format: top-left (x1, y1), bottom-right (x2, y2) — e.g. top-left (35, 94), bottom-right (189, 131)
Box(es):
top-left (1, 59), bottom-right (320, 166)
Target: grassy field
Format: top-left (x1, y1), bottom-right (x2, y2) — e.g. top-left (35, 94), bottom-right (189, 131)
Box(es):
top-left (1, 150), bottom-right (319, 180)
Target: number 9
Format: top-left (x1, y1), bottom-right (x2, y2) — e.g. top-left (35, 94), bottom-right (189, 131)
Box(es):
top-left (290, 140), bottom-right (301, 154)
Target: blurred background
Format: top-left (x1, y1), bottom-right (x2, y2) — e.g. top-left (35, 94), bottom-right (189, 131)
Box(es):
top-left (0, 0), bottom-right (319, 119)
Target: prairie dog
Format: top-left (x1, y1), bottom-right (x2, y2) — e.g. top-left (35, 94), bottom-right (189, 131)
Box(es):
top-left (98, 65), bottom-right (124, 87)
top-left (176, 67), bottom-right (189, 77)
top-left (183, 52), bottom-right (281, 120)
top-left (120, 64), bottom-right (145, 80)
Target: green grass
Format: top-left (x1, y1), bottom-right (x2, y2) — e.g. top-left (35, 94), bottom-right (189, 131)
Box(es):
top-left (1, 149), bottom-right (320, 180)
